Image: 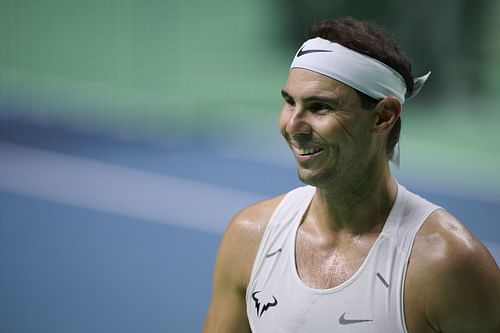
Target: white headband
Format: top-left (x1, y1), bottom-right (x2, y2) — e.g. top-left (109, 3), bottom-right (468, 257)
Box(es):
top-left (290, 37), bottom-right (430, 105)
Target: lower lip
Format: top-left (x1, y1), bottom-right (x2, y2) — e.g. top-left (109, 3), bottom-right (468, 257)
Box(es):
top-left (294, 149), bottom-right (324, 162)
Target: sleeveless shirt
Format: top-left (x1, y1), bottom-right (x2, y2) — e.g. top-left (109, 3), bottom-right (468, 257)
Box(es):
top-left (246, 184), bottom-right (440, 333)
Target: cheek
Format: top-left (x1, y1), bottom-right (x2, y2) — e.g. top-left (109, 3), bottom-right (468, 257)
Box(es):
top-left (314, 118), bottom-right (345, 143)
top-left (322, 114), bottom-right (363, 144)
top-left (277, 109), bottom-right (289, 135)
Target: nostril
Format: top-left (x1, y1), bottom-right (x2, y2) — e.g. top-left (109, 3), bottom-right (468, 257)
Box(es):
top-left (286, 117), bottom-right (311, 136)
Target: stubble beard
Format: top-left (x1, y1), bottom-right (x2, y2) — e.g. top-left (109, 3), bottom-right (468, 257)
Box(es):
top-left (297, 163), bottom-right (337, 189)
top-left (296, 155), bottom-right (363, 196)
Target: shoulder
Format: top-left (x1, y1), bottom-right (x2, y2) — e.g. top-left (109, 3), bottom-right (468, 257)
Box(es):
top-left (214, 193), bottom-right (287, 291)
top-left (225, 193), bottom-right (287, 252)
top-left (412, 209), bottom-right (498, 276)
top-left (408, 209), bottom-right (500, 332)
top-left (228, 193), bottom-right (286, 238)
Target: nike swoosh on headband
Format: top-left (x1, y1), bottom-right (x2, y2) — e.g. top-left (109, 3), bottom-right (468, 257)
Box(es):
top-left (297, 47), bottom-right (333, 57)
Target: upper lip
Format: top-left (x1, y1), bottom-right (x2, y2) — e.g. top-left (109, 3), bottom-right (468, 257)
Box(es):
top-left (289, 139), bottom-right (323, 149)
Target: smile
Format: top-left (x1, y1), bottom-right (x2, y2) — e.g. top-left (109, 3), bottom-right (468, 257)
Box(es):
top-left (297, 147), bottom-right (323, 156)
top-left (292, 145), bottom-right (325, 162)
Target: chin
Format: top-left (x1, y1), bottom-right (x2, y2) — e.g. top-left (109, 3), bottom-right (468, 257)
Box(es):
top-left (297, 169), bottom-right (334, 187)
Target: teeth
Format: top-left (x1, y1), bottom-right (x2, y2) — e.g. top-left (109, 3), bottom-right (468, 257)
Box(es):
top-left (297, 147), bottom-right (322, 155)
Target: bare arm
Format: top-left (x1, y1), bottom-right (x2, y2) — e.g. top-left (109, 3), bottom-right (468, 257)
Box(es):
top-left (431, 234), bottom-right (499, 332)
top-left (410, 210), bottom-right (500, 333)
top-left (203, 215), bottom-right (253, 333)
top-left (203, 196), bottom-right (283, 333)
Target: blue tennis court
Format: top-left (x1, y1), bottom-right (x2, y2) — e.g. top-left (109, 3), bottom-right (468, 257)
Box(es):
top-left (1, 120), bottom-right (498, 333)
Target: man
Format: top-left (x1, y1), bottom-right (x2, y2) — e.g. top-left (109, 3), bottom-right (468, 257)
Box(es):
top-left (203, 17), bottom-right (499, 333)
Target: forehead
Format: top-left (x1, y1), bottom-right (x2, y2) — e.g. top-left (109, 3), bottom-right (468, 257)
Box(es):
top-left (283, 68), bottom-right (360, 103)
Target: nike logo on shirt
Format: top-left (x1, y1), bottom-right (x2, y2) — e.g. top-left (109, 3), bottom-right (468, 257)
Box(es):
top-left (338, 312), bottom-right (373, 325)
top-left (265, 248), bottom-right (282, 258)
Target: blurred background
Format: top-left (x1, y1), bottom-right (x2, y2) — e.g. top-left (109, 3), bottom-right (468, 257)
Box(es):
top-left (1, 0), bottom-right (499, 332)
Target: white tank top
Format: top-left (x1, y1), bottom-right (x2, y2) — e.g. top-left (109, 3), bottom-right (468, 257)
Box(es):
top-left (246, 184), bottom-right (440, 333)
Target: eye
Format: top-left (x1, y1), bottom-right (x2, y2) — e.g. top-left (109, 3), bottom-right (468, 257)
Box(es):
top-left (309, 102), bottom-right (332, 113)
top-left (284, 96), bottom-right (295, 107)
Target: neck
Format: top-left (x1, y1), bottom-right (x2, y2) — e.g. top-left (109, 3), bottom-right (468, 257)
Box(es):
top-left (309, 162), bottom-right (398, 236)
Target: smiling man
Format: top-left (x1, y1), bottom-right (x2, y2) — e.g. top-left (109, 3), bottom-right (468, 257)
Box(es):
top-left (203, 17), bottom-right (499, 333)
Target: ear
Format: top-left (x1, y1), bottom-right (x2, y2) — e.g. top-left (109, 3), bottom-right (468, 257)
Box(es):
top-left (373, 97), bottom-right (401, 135)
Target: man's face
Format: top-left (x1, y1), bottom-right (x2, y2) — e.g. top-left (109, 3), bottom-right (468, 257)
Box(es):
top-left (279, 68), bottom-right (379, 187)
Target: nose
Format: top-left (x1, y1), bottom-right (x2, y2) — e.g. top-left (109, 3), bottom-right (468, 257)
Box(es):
top-left (283, 106), bottom-right (312, 137)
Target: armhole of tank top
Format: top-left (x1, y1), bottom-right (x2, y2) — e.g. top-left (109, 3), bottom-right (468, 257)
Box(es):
top-left (399, 205), bottom-right (441, 333)
top-left (245, 186), bottom-right (311, 303)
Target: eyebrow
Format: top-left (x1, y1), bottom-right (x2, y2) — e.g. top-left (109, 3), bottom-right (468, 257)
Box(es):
top-left (281, 89), bottom-right (340, 105)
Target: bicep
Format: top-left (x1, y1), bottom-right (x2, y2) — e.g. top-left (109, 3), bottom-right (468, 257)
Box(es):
top-left (203, 217), bottom-right (257, 333)
top-left (203, 282), bottom-right (251, 333)
top-left (203, 241), bottom-right (251, 333)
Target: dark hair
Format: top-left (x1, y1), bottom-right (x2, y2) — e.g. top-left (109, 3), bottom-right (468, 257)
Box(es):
top-left (308, 17), bottom-right (414, 160)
